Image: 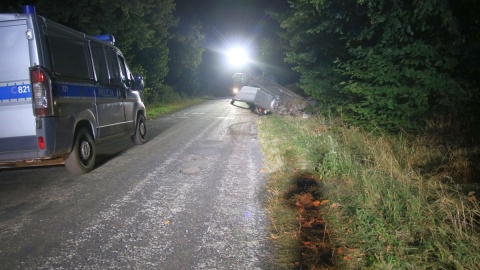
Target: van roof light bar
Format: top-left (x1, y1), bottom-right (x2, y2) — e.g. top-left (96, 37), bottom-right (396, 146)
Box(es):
top-left (22, 5), bottom-right (36, 14)
top-left (93, 34), bottom-right (115, 45)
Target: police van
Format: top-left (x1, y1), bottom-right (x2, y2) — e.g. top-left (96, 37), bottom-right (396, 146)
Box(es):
top-left (0, 6), bottom-right (147, 173)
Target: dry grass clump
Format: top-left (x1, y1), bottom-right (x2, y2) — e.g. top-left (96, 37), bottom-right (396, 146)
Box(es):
top-left (257, 114), bottom-right (480, 269)
top-left (257, 116), bottom-right (335, 269)
top-left (319, 120), bottom-right (480, 269)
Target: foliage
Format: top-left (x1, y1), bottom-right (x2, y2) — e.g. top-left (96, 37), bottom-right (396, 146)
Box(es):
top-left (146, 98), bottom-right (207, 119)
top-left (257, 37), bottom-right (299, 85)
top-left (272, 0), bottom-right (480, 131)
top-left (0, 0), bottom-right (19, 12)
top-left (5, 0), bottom-right (177, 103)
top-left (166, 21), bottom-right (205, 97)
top-left (142, 84), bottom-right (183, 105)
top-left (257, 114), bottom-right (480, 269)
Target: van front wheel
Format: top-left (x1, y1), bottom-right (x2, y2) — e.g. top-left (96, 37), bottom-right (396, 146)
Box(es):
top-left (132, 114), bottom-right (146, 145)
top-left (64, 128), bottom-right (96, 174)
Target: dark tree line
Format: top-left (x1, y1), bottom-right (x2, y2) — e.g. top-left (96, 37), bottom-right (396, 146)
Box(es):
top-left (271, 0), bottom-right (480, 131)
top-left (1, 0), bottom-right (206, 104)
top-left (165, 21), bottom-right (205, 97)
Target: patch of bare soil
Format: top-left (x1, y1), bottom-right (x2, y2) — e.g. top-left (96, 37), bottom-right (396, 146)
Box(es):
top-left (285, 171), bottom-right (336, 270)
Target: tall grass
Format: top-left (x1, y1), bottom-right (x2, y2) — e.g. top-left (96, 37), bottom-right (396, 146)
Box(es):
top-left (145, 98), bottom-right (207, 119)
top-left (142, 84), bottom-right (184, 105)
top-left (257, 115), bottom-right (480, 269)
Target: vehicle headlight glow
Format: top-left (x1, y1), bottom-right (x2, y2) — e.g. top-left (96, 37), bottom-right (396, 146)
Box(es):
top-left (227, 47), bottom-right (249, 67)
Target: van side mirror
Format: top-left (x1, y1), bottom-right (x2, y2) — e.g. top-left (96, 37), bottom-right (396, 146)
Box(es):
top-left (134, 75), bottom-right (144, 91)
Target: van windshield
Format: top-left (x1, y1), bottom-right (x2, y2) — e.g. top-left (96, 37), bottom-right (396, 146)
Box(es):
top-left (0, 20), bottom-right (30, 83)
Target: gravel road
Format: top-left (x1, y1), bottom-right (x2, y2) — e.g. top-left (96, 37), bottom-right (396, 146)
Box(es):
top-left (0, 99), bottom-right (275, 269)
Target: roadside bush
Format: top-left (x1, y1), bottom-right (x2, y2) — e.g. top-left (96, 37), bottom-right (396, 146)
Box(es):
top-left (142, 84), bottom-right (183, 105)
top-left (321, 123), bottom-right (480, 269)
top-left (272, 0), bottom-right (479, 132)
top-left (257, 114), bottom-right (480, 269)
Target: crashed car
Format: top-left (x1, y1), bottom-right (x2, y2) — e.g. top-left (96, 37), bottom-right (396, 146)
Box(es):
top-left (230, 86), bottom-right (277, 115)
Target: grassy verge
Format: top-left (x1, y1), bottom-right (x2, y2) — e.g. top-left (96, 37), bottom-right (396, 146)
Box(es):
top-left (257, 115), bottom-right (480, 269)
top-left (145, 97), bottom-right (208, 119)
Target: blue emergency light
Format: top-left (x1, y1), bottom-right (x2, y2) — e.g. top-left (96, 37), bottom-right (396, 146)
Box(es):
top-left (93, 34), bottom-right (115, 45)
top-left (22, 5), bottom-right (36, 14)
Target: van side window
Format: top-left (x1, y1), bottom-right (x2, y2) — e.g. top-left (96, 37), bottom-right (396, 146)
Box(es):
top-left (118, 55), bottom-right (131, 87)
top-left (105, 48), bottom-right (120, 84)
top-left (91, 42), bottom-right (109, 84)
top-left (47, 28), bottom-right (92, 80)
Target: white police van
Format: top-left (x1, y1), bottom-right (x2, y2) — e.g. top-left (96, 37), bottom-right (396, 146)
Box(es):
top-left (0, 6), bottom-right (147, 173)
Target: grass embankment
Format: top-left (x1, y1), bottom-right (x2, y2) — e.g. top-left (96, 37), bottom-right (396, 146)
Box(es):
top-left (146, 97), bottom-right (207, 119)
top-left (257, 115), bottom-right (480, 269)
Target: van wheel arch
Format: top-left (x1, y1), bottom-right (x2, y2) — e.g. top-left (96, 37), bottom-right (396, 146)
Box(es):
top-left (64, 125), bottom-right (96, 174)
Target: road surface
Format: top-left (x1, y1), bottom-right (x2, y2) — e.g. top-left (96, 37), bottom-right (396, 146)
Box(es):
top-left (0, 99), bottom-right (275, 269)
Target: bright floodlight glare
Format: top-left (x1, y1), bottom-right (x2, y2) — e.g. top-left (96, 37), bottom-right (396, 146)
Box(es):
top-left (227, 47), bottom-right (249, 67)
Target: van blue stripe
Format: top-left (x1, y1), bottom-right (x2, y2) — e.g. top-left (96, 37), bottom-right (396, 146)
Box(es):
top-left (53, 84), bottom-right (119, 98)
top-left (1, 83), bottom-right (119, 101)
top-left (0, 83), bottom-right (31, 101)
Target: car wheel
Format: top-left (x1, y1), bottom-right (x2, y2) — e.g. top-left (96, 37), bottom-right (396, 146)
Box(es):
top-left (132, 114), bottom-right (146, 145)
top-left (253, 106), bottom-right (268, 115)
top-left (64, 128), bottom-right (96, 174)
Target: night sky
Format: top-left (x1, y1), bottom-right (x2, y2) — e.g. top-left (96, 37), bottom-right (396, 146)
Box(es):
top-left (174, 0), bottom-right (291, 95)
top-left (175, 0), bottom-right (288, 40)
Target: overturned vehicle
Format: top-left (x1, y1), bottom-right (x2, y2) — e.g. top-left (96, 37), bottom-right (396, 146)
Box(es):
top-left (230, 74), bottom-right (310, 116)
top-left (230, 86), bottom-right (277, 115)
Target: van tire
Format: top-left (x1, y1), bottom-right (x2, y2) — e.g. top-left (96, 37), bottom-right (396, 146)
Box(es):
top-left (132, 114), bottom-right (146, 145)
top-left (64, 128), bottom-right (96, 174)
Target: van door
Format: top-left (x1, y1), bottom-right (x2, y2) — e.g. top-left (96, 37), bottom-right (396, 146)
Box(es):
top-left (94, 45), bottom-right (126, 138)
top-left (117, 55), bottom-right (135, 131)
top-left (0, 18), bottom-right (38, 155)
